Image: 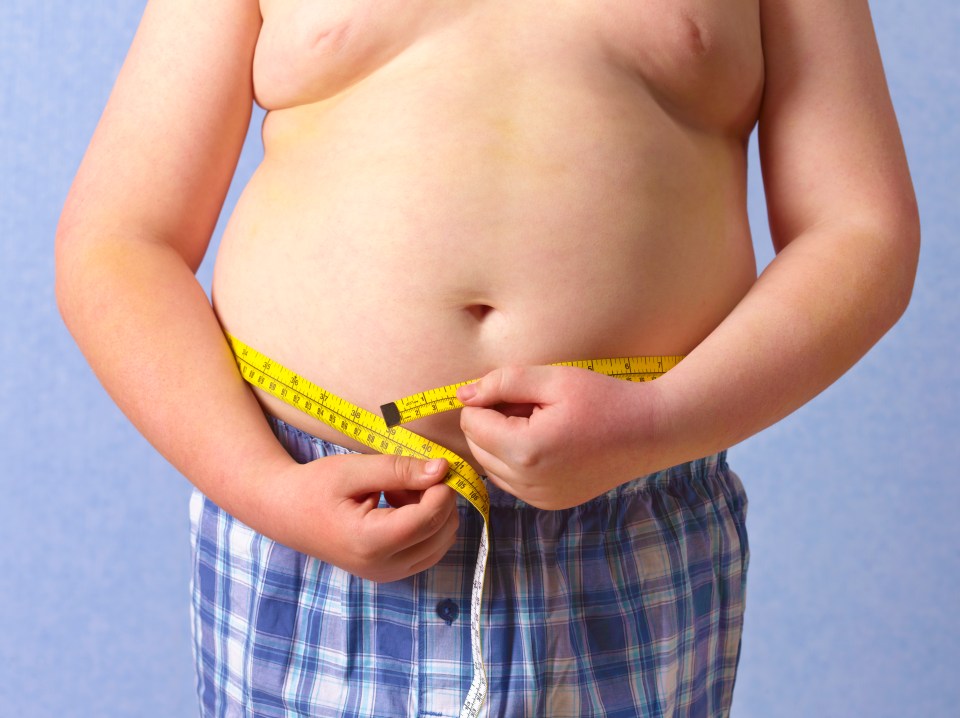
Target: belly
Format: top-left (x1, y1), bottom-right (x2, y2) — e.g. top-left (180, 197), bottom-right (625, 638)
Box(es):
top-left (212, 53), bottom-right (757, 466)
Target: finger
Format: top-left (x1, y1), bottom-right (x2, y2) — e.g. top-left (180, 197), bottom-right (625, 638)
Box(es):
top-left (456, 365), bottom-right (554, 407)
top-left (460, 405), bottom-right (532, 468)
top-left (365, 482), bottom-right (458, 553)
top-left (406, 532), bottom-right (458, 575)
top-left (341, 454), bottom-right (448, 496)
top-left (463, 424), bottom-right (520, 478)
top-left (393, 503), bottom-right (460, 573)
top-left (382, 489), bottom-right (422, 508)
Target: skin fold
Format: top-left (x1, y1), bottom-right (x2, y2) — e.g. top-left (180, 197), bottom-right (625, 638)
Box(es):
top-left (56, 0), bottom-right (918, 576)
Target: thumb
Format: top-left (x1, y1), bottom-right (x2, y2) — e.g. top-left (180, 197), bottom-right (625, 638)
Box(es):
top-left (342, 454), bottom-right (448, 495)
top-left (456, 365), bottom-right (551, 406)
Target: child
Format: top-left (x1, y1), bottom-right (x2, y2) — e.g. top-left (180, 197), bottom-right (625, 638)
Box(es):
top-left (56, 0), bottom-right (918, 715)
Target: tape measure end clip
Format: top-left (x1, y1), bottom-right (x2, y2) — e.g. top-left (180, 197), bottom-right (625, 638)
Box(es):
top-left (380, 403), bottom-right (402, 428)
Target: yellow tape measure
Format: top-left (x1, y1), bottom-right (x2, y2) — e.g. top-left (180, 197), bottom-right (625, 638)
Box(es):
top-left (228, 334), bottom-right (491, 717)
top-left (227, 333), bottom-right (681, 717)
top-left (381, 356), bottom-right (683, 427)
top-left (228, 335), bottom-right (490, 516)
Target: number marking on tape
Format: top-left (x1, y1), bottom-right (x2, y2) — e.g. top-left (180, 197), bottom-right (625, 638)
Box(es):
top-left (380, 356), bottom-right (683, 427)
top-left (228, 334), bottom-right (682, 717)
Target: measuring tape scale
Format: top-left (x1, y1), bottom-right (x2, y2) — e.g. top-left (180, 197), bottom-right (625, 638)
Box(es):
top-left (227, 334), bottom-right (682, 717)
top-left (228, 334), bottom-right (490, 718)
top-left (380, 355), bottom-right (684, 427)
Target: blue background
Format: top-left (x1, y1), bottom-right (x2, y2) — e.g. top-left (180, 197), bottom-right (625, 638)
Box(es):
top-left (2, 1), bottom-right (957, 715)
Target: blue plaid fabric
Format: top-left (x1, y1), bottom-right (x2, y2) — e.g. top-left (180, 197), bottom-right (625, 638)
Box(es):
top-left (190, 417), bottom-right (748, 717)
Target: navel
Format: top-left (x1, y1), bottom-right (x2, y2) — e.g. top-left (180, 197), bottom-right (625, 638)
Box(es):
top-left (464, 304), bottom-right (496, 322)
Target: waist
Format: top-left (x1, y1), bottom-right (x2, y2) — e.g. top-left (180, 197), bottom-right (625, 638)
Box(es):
top-left (230, 336), bottom-right (688, 472)
top-left (214, 256), bottom-right (751, 463)
top-left (267, 415), bottom-right (733, 511)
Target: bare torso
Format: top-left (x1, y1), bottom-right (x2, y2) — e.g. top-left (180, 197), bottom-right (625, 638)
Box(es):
top-left (212, 0), bottom-right (765, 464)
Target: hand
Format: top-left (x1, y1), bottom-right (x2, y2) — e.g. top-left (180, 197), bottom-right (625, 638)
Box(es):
top-left (267, 454), bottom-right (458, 582)
top-left (458, 365), bottom-right (661, 510)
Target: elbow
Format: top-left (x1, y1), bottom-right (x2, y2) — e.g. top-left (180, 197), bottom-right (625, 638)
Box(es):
top-left (871, 195), bottom-right (920, 333)
top-left (54, 212), bottom-right (82, 331)
top-left (888, 197), bottom-right (921, 322)
top-left (53, 205), bottom-right (111, 333)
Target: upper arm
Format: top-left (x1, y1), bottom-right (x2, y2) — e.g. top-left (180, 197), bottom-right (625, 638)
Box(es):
top-left (58, 0), bottom-right (262, 271)
top-left (757, 0), bottom-right (918, 252)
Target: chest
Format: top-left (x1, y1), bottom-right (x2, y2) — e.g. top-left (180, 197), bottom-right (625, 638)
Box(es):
top-left (254, 0), bottom-right (764, 133)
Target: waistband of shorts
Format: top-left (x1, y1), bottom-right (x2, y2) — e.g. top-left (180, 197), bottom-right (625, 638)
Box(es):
top-left (266, 414), bottom-right (730, 509)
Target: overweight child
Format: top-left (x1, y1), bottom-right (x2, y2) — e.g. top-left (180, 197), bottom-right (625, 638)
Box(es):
top-left (56, 0), bottom-right (918, 715)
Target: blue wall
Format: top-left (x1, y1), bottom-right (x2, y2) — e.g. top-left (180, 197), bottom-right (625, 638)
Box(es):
top-left (2, 1), bottom-right (957, 715)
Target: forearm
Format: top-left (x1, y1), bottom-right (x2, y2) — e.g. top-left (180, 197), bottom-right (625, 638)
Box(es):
top-left (648, 220), bottom-right (918, 467)
top-left (55, 235), bottom-right (291, 529)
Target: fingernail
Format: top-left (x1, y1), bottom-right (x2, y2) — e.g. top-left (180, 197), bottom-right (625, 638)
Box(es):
top-left (424, 459), bottom-right (445, 476)
top-left (457, 383), bottom-right (477, 401)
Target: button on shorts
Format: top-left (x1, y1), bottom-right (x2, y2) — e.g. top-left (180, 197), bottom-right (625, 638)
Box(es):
top-left (191, 416), bottom-right (749, 717)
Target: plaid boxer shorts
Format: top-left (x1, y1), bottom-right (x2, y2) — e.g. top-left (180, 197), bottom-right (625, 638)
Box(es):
top-left (190, 416), bottom-right (749, 717)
